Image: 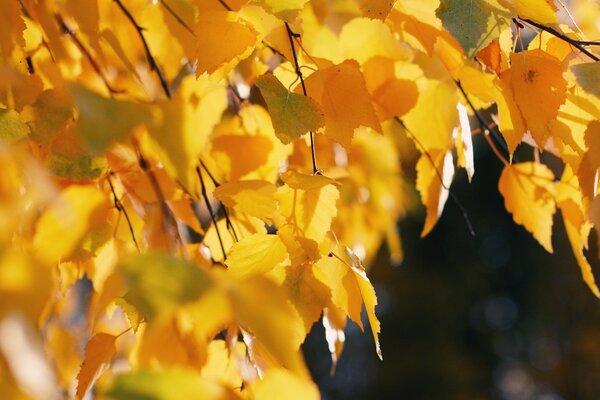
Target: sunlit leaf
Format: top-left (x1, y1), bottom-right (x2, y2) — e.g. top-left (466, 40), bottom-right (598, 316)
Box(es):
top-left (498, 162), bottom-right (556, 252)
top-left (255, 74), bottom-right (325, 145)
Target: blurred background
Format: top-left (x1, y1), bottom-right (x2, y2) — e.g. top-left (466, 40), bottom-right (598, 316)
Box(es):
top-left (303, 136), bottom-right (600, 400)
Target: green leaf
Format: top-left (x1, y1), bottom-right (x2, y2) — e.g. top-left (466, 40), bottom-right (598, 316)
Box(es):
top-left (118, 253), bottom-right (212, 323)
top-left (46, 152), bottom-right (107, 180)
top-left (0, 108), bottom-right (29, 143)
top-left (571, 62), bottom-right (600, 99)
top-left (436, 0), bottom-right (510, 58)
top-left (255, 74), bottom-right (325, 145)
top-left (23, 89), bottom-right (73, 146)
top-left (69, 85), bottom-right (152, 154)
top-left (100, 368), bottom-right (240, 400)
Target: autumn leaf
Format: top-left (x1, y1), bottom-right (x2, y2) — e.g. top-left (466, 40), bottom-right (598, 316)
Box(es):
top-left (498, 162), bottom-right (556, 252)
top-left (436, 0), bottom-right (510, 58)
top-left (225, 233), bottom-right (288, 278)
top-left (571, 62), bottom-right (600, 99)
top-left (76, 333), bottom-right (117, 400)
top-left (255, 74), bottom-right (325, 144)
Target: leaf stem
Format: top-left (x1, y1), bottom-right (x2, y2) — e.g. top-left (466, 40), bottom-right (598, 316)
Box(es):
top-left (394, 117), bottom-right (475, 237)
top-left (284, 22), bottom-right (319, 175)
top-left (196, 166), bottom-right (228, 260)
top-left (199, 160), bottom-right (239, 242)
top-left (55, 14), bottom-right (120, 95)
top-left (454, 80), bottom-right (510, 166)
top-left (517, 17), bottom-right (599, 61)
top-left (107, 173), bottom-right (141, 253)
top-left (113, 0), bottom-right (172, 97)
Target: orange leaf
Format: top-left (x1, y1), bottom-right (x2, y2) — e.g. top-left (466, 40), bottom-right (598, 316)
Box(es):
top-left (76, 333), bottom-right (117, 400)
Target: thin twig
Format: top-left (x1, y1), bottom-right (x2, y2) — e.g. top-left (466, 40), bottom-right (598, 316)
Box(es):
top-left (113, 0), bottom-right (172, 97)
top-left (517, 17), bottom-right (599, 61)
top-left (136, 147), bottom-right (182, 252)
top-left (55, 14), bottom-right (120, 94)
top-left (284, 22), bottom-right (319, 175)
top-left (196, 166), bottom-right (228, 260)
top-left (454, 80), bottom-right (510, 166)
top-left (394, 117), bottom-right (475, 237)
top-left (160, 0), bottom-right (195, 35)
top-left (107, 174), bottom-right (141, 252)
top-left (199, 160), bottom-right (239, 242)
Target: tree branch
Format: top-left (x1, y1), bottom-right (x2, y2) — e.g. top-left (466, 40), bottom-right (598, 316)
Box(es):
top-left (107, 174), bottom-right (140, 252)
top-left (196, 166), bottom-right (228, 261)
top-left (394, 117), bottom-right (475, 237)
top-left (517, 17), bottom-right (599, 61)
top-left (114, 0), bottom-right (172, 97)
top-left (284, 22), bottom-right (319, 175)
top-left (199, 160), bottom-right (239, 242)
top-left (55, 14), bottom-right (120, 95)
top-left (454, 80), bottom-right (510, 166)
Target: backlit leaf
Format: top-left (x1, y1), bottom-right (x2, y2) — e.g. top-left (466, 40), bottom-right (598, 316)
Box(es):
top-left (436, 0), bottom-right (510, 58)
top-left (225, 233), bottom-right (288, 278)
top-left (76, 333), bottom-right (117, 400)
top-left (255, 74), bottom-right (325, 145)
top-left (571, 62), bottom-right (600, 99)
top-left (498, 162), bottom-right (556, 252)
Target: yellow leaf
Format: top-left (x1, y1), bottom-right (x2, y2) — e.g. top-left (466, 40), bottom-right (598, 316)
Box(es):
top-left (231, 277), bottom-right (307, 376)
top-left (33, 185), bottom-right (108, 264)
top-left (254, 0), bottom-right (310, 22)
top-left (557, 166), bottom-right (600, 297)
top-left (255, 74), bottom-right (325, 145)
top-left (302, 60), bottom-right (381, 148)
top-left (340, 18), bottom-right (412, 64)
top-left (498, 162), bottom-right (556, 252)
top-left (150, 75), bottom-right (227, 189)
top-left (0, 108), bottom-right (29, 143)
top-left (76, 333), bottom-right (117, 400)
top-left (358, 0), bottom-right (397, 19)
top-left (249, 368), bottom-right (319, 400)
top-left (211, 134), bottom-right (274, 180)
top-left (137, 318), bottom-right (206, 369)
top-left (315, 246), bottom-right (382, 359)
top-left (200, 340), bottom-right (244, 390)
top-left (494, 70), bottom-right (527, 157)
top-left (499, 0), bottom-right (557, 24)
top-left (282, 264), bottom-right (331, 332)
top-left (195, 12), bottom-right (257, 75)
top-left (214, 180), bottom-right (278, 222)
top-left (99, 368), bottom-right (241, 400)
top-left (22, 89), bottom-right (73, 147)
top-left (571, 62), bottom-right (600, 99)
top-left (416, 150), bottom-right (455, 237)
top-left (278, 170), bottom-right (340, 243)
top-left (225, 233), bottom-right (288, 278)
top-left (402, 79), bottom-right (457, 151)
top-left (323, 305), bottom-right (346, 374)
top-left (118, 253), bottom-right (213, 323)
top-left (68, 85), bottom-right (151, 154)
top-left (510, 50), bottom-right (567, 147)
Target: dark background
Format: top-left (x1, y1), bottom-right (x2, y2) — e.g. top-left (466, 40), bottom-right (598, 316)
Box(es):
top-left (303, 136), bottom-right (600, 400)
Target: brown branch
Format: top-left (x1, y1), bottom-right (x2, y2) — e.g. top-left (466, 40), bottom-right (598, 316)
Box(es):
top-left (55, 14), bottom-right (120, 94)
top-left (107, 174), bottom-right (141, 252)
top-left (454, 80), bottom-right (510, 166)
top-left (517, 17), bottom-right (599, 61)
top-left (199, 160), bottom-right (239, 242)
top-left (196, 166), bottom-right (228, 260)
top-left (135, 147), bottom-right (182, 252)
top-left (113, 0), bottom-right (172, 97)
top-left (285, 22), bottom-right (319, 175)
top-left (394, 117), bottom-right (475, 237)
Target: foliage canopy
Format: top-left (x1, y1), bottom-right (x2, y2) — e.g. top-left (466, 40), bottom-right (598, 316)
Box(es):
top-left (1, 0), bottom-right (600, 398)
